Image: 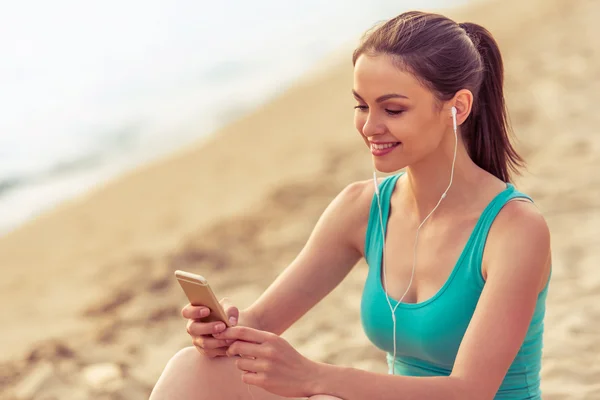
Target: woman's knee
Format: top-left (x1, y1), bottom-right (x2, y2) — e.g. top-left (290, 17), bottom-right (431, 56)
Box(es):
top-left (161, 346), bottom-right (207, 376)
top-left (169, 346), bottom-right (203, 367)
top-left (150, 347), bottom-right (211, 399)
top-left (152, 346), bottom-right (258, 400)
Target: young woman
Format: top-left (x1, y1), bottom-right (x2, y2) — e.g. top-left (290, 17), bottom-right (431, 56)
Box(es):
top-left (151, 11), bottom-right (551, 400)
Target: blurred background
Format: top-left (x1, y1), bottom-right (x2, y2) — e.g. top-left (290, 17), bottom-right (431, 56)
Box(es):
top-left (0, 0), bottom-right (464, 235)
top-left (1, 0), bottom-right (598, 399)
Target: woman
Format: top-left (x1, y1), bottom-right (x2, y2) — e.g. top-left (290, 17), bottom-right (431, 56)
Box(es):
top-left (151, 11), bottom-right (551, 400)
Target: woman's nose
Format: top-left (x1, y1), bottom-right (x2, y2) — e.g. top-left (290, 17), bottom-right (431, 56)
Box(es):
top-left (361, 114), bottom-right (385, 138)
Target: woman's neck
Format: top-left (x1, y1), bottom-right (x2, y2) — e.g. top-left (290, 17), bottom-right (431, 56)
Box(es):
top-left (403, 141), bottom-right (489, 221)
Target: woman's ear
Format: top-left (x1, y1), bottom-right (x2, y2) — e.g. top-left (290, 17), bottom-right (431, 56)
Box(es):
top-left (451, 89), bottom-right (474, 126)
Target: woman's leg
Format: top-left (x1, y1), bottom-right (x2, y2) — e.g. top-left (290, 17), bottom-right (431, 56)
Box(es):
top-left (150, 346), bottom-right (345, 400)
top-left (150, 347), bottom-right (285, 400)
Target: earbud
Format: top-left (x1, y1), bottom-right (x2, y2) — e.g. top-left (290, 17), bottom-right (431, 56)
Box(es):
top-left (451, 106), bottom-right (457, 134)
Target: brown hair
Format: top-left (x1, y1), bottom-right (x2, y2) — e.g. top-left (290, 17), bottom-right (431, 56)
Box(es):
top-left (353, 11), bottom-right (524, 182)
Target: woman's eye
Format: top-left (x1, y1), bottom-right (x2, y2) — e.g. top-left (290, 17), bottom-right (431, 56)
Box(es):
top-left (386, 109), bottom-right (404, 116)
top-left (354, 105), bottom-right (404, 116)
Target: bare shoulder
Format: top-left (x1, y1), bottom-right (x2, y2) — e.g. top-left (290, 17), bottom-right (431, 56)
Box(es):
top-left (331, 179), bottom-right (378, 251)
top-left (492, 199), bottom-right (550, 246)
top-left (484, 198), bottom-right (551, 290)
top-left (333, 179), bottom-right (377, 223)
top-left (337, 179), bottom-right (377, 207)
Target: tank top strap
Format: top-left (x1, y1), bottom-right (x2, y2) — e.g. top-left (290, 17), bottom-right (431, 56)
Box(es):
top-left (364, 173), bottom-right (403, 261)
top-left (464, 183), bottom-right (534, 287)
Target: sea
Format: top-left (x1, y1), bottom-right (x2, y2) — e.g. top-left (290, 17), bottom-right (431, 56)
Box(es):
top-left (0, 0), bottom-right (467, 236)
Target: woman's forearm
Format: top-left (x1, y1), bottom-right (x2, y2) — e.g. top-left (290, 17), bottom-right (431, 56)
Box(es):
top-left (312, 363), bottom-right (468, 400)
top-left (240, 253), bottom-right (359, 336)
top-left (239, 307), bottom-right (265, 331)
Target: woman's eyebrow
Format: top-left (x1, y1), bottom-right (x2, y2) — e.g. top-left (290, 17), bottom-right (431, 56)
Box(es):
top-left (352, 90), bottom-right (409, 102)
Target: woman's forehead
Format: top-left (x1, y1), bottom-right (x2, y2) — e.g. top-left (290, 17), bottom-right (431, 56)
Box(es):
top-left (353, 54), bottom-right (423, 99)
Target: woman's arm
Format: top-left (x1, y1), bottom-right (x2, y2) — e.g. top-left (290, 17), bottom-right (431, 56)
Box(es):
top-left (312, 200), bottom-right (552, 400)
top-left (244, 180), bottom-right (373, 336)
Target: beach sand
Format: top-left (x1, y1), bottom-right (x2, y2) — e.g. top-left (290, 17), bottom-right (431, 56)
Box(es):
top-left (1, 0), bottom-right (599, 398)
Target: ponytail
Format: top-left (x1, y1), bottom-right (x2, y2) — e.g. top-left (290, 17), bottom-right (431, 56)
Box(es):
top-left (459, 22), bottom-right (525, 182)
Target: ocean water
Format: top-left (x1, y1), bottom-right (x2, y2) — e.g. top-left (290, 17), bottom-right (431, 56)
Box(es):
top-left (0, 0), bottom-right (466, 235)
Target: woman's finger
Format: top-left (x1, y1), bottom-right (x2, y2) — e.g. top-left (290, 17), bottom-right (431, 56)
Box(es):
top-left (240, 371), bottom-right (263, 387)
top-left (235, 356), bottom-right (268, 373)
top-left (182, 304), bottom-right (210, 320)
top-left (205, 348), bottom-right (228, 358)
top-left (194, 343), bottom-right (228, 358)
top-left (219, 297), bottom-right (239, 326)
top-left (193, 336), bottom-right (231, 350)
top-left (227, 340), bottom-right (272, 359)
top-left (187, 320), bottom-right (227, 337)
top-left (214, 325), bottom-right (272, 343)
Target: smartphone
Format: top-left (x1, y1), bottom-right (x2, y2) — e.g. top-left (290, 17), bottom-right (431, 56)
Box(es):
top-left (174, 270), bottom-right (231, 327)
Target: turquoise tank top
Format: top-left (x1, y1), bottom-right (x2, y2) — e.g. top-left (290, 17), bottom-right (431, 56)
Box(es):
top-left (361, 173), bottom-right (550, 399)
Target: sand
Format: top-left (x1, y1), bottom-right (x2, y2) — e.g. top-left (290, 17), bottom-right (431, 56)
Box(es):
top-left (1, 0), bottom-right (599, 398)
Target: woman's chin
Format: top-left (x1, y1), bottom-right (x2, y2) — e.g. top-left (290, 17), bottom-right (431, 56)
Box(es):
top-left (372, 159), bottom-right (406, 174)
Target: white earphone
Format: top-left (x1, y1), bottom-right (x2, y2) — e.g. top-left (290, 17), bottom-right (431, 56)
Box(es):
top-left (372, 106), bottom-right (458, 374)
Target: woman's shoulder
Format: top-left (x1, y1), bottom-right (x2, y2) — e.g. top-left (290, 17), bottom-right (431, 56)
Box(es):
top-left (340, 174), bottom-right (399, 202)
top-left (484, 192), bottom-right (551, 291)
top-left (335, 178), bottom-right (377, 217)
top-left (493, 180), bottom-right (548, 240)
top-left (492, 198), bottom-right (549, 245)
top-left (330, 178), bottom-right (381, 250)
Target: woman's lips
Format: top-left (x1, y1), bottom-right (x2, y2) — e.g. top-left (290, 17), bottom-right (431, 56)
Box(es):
top-left (370, 142), bottom-right (400, 156)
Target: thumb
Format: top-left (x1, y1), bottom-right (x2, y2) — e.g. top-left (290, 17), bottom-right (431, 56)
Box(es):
top-left (220, 297), bottom-right (239, 326)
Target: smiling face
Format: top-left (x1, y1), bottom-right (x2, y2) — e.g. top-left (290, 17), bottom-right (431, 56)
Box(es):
top-left (353, 53), bottom-right (450, 173)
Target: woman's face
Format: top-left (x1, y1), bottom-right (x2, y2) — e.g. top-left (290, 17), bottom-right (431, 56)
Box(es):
top-left (353, 53), bottom-right (449, 173)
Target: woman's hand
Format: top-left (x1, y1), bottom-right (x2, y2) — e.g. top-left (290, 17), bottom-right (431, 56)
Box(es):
top-left (214, 325), bottom-right (322, 398)
top-left (182, 297), bottom-right (255, 358)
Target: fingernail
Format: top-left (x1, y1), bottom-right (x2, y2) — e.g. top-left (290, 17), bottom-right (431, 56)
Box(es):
top-left (226, 339), bottom-right (235, 345)
top-left (214, 323), bottom-right (225, 333)
top-left (199, 308), bottom-right (209, 318)
top-left (229, 316), bottom-right (237, 326)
